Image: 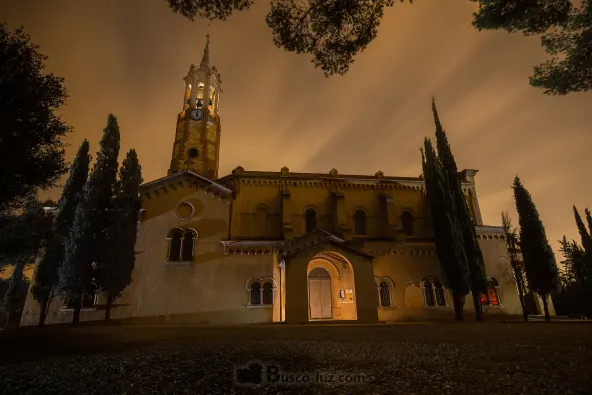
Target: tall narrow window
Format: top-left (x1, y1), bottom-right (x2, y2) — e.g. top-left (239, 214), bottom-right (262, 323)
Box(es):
top-left (168, 230), bottom-right (182, 261)
top-left (423, 280), bottom-right (435, 306)
top-left (401, 211), bottom-right (414, 235)
top-left (305, 209), bottom-right (317, 233)
top-left (354, 210), bottom-right (367, 235)
top-left (379, 281), bottom-right (391, 307)
top-left (262, 282), bottom-right (274, 305)
top-left (182, 230), bottom-right (196, 261)
top-left (250, 282), bottom-right (261, 305)
top-left (434, 280), bottom-right (447, 306)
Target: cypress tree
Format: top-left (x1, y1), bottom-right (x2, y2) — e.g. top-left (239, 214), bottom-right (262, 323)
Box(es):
top-left (422, 139), bottom-right (471, 320)
top-left (512, 176), bottom-right (559, 321)
top-left (96, 149), bottom-right (142, 325)
top-left (31, 140), bottom-right (90, 327)
top-left (501, 211), bottom-right (529, 321)
top-left (571, 207), bottom-right (592, 315)
top-left (59, 115), bottom-right (120, 326)
top-left (432, 98), bottom-right (487, 321)
top-left (573, 206), bottom-right (592, 254)
top-left (585, 209), bottom-right (592, 235)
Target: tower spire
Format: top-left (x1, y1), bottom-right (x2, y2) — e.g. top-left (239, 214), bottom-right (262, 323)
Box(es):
top-left (200, 34), bottom-right (210, 69)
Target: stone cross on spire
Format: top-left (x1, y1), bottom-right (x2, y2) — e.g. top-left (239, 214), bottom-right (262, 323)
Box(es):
top-left (200, 34), bottom-right (211, 69)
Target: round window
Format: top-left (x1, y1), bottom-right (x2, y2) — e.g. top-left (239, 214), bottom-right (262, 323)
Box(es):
top-left (187, 148), bottom-right (199, 158)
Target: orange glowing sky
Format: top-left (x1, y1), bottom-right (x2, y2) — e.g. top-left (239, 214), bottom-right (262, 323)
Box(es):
top-left (2, 0), bottom-right (591, 257)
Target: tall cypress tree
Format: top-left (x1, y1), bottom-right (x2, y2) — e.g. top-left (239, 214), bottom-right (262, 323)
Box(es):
top-left (31, 140), bottom-right (90, 327)
top-left (512, 176), bottom-right (559, 321)
top-left (585, 209), bottom-right (592, 235)
top-left (501, 211), bottom-right (529, 321)
top-left (422, 139), bottom-right (471, 320)
top-left (571, 206), bottom-right (592, 315)
top-left (573, 206), bottom-right (592, 254)
top-left (59, 115), bottom-right (120, 326)
top-left (96, 149), bottom-right (142, 325)
top-left (431, 98), bottom-right (487, 321)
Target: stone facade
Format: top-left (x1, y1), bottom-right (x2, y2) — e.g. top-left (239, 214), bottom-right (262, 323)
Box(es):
top-left (18, 38), bottom-right (554, 327)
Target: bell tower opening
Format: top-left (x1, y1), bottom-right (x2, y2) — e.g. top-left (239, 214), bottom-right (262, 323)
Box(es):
top-left (168, 34), bottom-right (222, 180)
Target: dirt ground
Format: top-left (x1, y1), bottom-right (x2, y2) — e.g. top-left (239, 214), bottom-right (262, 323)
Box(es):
top-left (0, 321), bottom-right (590, 394)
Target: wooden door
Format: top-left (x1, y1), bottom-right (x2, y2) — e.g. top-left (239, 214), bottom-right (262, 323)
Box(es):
top-left (309, 279), bottom-right (322, 319)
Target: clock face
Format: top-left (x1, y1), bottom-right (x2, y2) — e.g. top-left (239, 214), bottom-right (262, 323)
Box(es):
top-left (190, 109), bottom-right (204, 121)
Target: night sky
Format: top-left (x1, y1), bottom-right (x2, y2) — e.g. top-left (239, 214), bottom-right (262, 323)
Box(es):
top-left (2, 0), bottom-right (591, 256)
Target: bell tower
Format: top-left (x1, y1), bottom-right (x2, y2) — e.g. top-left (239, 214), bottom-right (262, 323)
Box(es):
top-left (168, 35), bottom-right (222, 180)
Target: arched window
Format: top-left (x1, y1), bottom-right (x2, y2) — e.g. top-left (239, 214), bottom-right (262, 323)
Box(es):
top-left (481, 277), bottom-right (501, 305)
top-left (262, 282), bottom-right (274, 305)
top-left (182, 229), bottom-right (197, 261)
top-left (254, 207), bottom-right (269, 238)
top-left (401, 211), bottom-right (414, 235)
top-left (250, 282), bottom-right (261, 305)
top-left (422, 280), bottom-right (435, 306)
top-left (434, 280), bottom-right (447, 306)
top-left (354, 210), bottom-right (367, 235)
top-left (305, 209), bottom-right (317, 233)
top-left (379, 281), bottom-right (391, 307)
top-left (168, 229), bottom-right (183, 261)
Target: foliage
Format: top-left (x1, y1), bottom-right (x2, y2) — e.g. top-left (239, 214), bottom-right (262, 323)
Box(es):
top-left (553, 206), bottom-right (592, 317)
top-left (167, 0), bottom-right (253, 20)
top-left (31, 140), bottom-right (91, 326)
top-left (512, 176), bottom-right (559, 320)
top-left (1, 257), bottom-right (30, 319)
top-left (421, 138), bottom-right (470, 320)
top-left (432, 98), bottom-right (487, 320)
top-left (59, 116), bottom-right (120, 325)
top-left (165, 0), bottom-right (591, 94)
top-left (0, 198), bottom-right (53, 266)
top-left (96, 149), bottom-right (143, 323)
top-left (471, 0), bottom-right (573, 34)
top-left (501, 211), bottom-right (529, 320)
top-left (0, 198), bottom-right (53, 327)
top-left (0, 23), bottom-right (71, 213)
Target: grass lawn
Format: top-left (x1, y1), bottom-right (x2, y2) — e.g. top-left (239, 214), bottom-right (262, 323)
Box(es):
top-left (0, 322), bottom-right (590, 394)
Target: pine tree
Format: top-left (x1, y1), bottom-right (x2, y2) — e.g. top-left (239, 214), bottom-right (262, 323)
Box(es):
top-left (432, 98), bottom-right (487, 321)
top-left (501, 211), bottom-right (529, 321)
top-left (512, 176), bottom-right (559, 321)
top-left (31, 140), bottom-right (90, 327)
top-left (96, 149), bottom-right (142, 325)
top-left (59, 115), bottom-right (120, 326)
top-left (422, 139), bottom-right (471, 320)
top-left (0, 24), bottom-right (71, 213)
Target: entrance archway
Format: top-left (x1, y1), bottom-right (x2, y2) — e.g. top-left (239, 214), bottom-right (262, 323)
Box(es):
top-left (308, 268), bottom-right (332, 319)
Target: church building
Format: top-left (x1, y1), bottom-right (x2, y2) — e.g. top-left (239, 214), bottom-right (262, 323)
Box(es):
top-left (20, 37), bottom-right (547, 326)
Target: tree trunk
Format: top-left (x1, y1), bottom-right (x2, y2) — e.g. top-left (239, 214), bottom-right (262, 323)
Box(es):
top-left (104, 293), bottom-right (114, 326)
top-left (542, 294), bottom-right (550, 322)
top-left (38, 302), bottom-right (48, 327)
top-left (517, 277), bottom-right (528, 322)
top-left (512, 265), bottom-right (529, 322)
top-left (72, 304), bottom-right (81, 327)
top-left (472, 293), bottom-right (482, 321)
top-left (37, 292), bottom-right (52, 327)
top-left (453, 293), bottom-right (465, 321)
